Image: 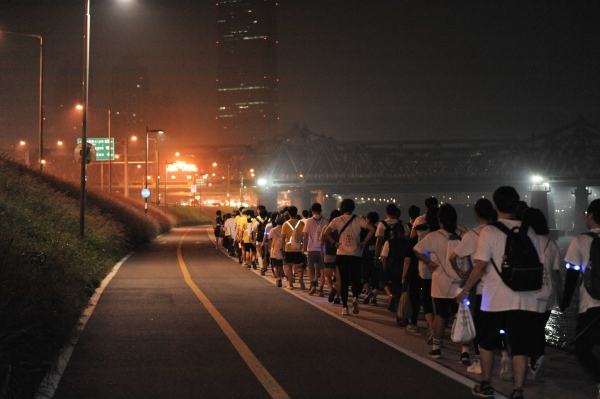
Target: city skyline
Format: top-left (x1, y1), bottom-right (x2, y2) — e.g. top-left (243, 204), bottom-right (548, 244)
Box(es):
top-left (0, 1), bottom-right (598, 150)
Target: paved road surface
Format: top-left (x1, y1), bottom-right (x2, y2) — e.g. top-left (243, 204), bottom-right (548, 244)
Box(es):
top-left (52, 227), bottom-right (473, 399)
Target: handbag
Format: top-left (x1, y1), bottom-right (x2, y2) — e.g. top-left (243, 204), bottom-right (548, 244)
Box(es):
top-left (398, 285), bottom-right (413, 319)
top-left (451, 301), bottom-right (476, 343)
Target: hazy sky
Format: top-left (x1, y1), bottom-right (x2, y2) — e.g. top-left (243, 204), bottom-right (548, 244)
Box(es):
top-left (1, 0), bottom-right (599, 148)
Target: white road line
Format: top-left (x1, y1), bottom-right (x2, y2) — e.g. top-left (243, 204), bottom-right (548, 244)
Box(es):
top-left (36, 253), bottom-right (133, 399)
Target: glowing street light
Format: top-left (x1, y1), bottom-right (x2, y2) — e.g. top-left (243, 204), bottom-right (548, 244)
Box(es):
top-left (145, 127), bottom-right (164, 213)
top-left (0, 30), bottom-right (44, 172)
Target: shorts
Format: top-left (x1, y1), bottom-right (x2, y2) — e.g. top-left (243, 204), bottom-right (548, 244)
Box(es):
top-left (478, 310), bottom-right (544, 357)
top-left (285, 251), bottom-right (305, 265)
top-left (214, 228), bottom-right (221, 238)
top-left (432, 297), bottom-right (456, 319)
top-left (243, 243), bottom-right (256, 252)
top-left (307, 251), bottom-right (325, 270)
top-left (270, 258), bottom-right (283, 267)
top-left (325, 262), bottom-right (337, 269)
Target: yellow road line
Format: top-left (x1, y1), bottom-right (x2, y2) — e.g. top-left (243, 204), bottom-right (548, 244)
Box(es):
top-left (177, 229), bottom-right (290, 399)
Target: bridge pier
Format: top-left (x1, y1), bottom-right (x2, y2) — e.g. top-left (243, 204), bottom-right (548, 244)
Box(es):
top-left (256, 186), bottom-right (279, 212)
top-left (572, 185), bottom-right (592, 235)
top-left (529, 185), bottom-right (553, 230)
top-left (289, 189), bottom-right (312, 212)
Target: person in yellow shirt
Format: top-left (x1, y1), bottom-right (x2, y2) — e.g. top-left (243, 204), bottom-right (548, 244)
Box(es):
top-left (281, 206), bottom-right (305, 290)
top-left (238, 209), bottom-right (257, 269)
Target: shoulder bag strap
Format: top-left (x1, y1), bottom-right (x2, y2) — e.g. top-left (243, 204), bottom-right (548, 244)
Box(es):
top-left (338, 215), bottom-right (357, 241)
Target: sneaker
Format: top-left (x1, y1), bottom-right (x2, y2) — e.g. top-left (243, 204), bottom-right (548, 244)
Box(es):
top-left (252, 261), bottom-right (257, 269)
top-left (333, 297), bottom-right (341, 305)
top-left (371, 298), bottom-right (378, 306)
top-left (246, 264), bottom-right (251, 270)
top-left (532, 354), bottom-right (549, 380)
top-left (472, 383), bottom-right (494, 398)
top-left (500, 357), bottom-right (514, 382)
top-left (277, 278), bottom-right (282, 288)
top-left (342, 307), bottom-right (350, 316)
top-left (396, 318), bottom-right (408, 327)
top-left (352, 299), bottom-right (359, 314)
top-left (328, 288), bottom-right (338, 303)
top-left (316, 290), bottom-right (324, 297)
top-left (387, 296), bottom-right (397, 312)
top-left (260, 269), bottom-right (266, 276)
top-left (428, 349), bottom-right (442, 359)
top-left (308, 285), bottom-right (317, 295)
top-left (286, 285), bottom-right (294, 290)
top-left (509, 390), bottom-right (524, 399)
top-left (467, 359), bottom-right (482, 375)
top-left (363, 290), bottom-right (373, 305)
top-left (406, 324), bottom-right (420, 334)
top-left (300, 280), bottom-right (306, 290)
top-left (460, 352), bottom-right (471, 366)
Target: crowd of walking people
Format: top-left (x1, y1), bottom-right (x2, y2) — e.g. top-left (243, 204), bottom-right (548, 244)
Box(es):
top-left (212, 186), bottom-right (600, 399)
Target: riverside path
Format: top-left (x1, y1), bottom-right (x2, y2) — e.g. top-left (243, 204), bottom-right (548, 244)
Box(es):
top-left (49, 227), bottom-right (595, 399)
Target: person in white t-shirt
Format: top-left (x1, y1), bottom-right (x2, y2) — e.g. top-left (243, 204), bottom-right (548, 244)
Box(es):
top-left (303, 203), bottom-right (329, 296)
top-left (562, 199), bottom-right (600, 397)
top-left (323, 199), bottom-right (375, 316)
top-left (268, 215), bottom-right (285, 288)
top-left (450, 198), bottom-right (498, 374)
top-left (410, 196), bottom-right (438, 239)
top-left (521, 207), bottom-right (562, 378)
top-left (414, 203), bottom-right (464, 360)
top-left (457, 186), bottom-right (543, 399)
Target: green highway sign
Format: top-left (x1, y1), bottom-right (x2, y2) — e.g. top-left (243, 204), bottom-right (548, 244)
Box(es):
top-left (77, 138), bottom-right (115, 161)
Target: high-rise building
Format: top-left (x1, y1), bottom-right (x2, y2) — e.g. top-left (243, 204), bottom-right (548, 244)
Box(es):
top-left (216, 0), bottom-right (278, 142)
top-left (111, 55), bottom-right (148, 139)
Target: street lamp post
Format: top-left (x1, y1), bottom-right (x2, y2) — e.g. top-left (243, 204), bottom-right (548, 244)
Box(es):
top-left (0, 30), bottom-right (43, 172)
top-left (145, 127), bottom-right (164, 213)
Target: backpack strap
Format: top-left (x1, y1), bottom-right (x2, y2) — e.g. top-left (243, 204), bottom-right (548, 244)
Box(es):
top-left (338, 215), bottom-right (357, 239)
top-left (381, 221), bottom-right (389, 229)
top-left (489, 221), bottom-right (511, 278)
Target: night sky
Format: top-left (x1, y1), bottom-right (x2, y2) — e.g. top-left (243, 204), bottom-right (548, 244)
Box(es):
top-left (1, 0), bottom-right (599, 148)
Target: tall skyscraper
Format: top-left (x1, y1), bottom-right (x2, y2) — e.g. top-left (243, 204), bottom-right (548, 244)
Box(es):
top-left (216, 0), bottom-right (279, 142)
top-left (111, 55), bottom-right (148, 139)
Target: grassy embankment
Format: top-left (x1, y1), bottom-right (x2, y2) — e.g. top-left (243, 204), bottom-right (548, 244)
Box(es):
top-left (0, 156), bottom-right (209, 398)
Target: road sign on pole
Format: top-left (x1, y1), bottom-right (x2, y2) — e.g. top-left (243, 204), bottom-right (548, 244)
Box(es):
top-left (77, 137), bottom-right (114, 161)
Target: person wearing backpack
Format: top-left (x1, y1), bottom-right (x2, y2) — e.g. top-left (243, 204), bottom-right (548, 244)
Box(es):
top-left (380, 221), bottom-right (410, 320)
top-left (414, 203), bottom-right (465, 360)
top-left (456, 186), bottom-right (543, 399)
top-left (213, 210), bottom-right (223, 249)
top-left (371, 204), bottom-right (400, 305)
top-left (302, 203), bottom-right (329, 296)
top-left (323, 210), bottom-right (342, 304)
top-left (561, 199), bottom-right (600, 398)
top-left (253, 208), bottom-right (269, 275)
top-left (323, 199), bottom-right (375, 316)
top-left (281, 206), bottom-right (306, 290)
top-left (361, 212), bottom-right (380, 305)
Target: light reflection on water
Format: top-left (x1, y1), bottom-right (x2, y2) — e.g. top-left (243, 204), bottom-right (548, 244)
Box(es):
top-left (545, 237), bottom-right (580, 348)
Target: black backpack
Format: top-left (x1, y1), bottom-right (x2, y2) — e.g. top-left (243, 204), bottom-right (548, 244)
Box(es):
top-left (387, 236), bottom-right (408, 278)
top-left (490, 221), bottom-right (544, 292)
top-left (381, 221), bottom-right (393, 243)
top-left (582, 232), bottom-right (600, 300)
top-left (255, 219), bottom-right (266, 242)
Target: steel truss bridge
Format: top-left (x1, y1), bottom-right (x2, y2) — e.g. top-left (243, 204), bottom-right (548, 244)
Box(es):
top-left (185, 117), bottom-right (600, 194)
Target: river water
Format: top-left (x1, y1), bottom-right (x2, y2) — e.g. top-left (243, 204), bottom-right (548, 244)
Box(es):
top-left (545, 237), bottom-right (581, 348)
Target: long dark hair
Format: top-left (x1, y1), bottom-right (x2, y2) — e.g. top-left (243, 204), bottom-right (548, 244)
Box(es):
top-left (438, 203), bottom-right (457, 234)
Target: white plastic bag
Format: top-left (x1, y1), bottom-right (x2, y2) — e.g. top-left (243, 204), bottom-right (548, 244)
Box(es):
top-left (451, 301), bottom-right (476, 344)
